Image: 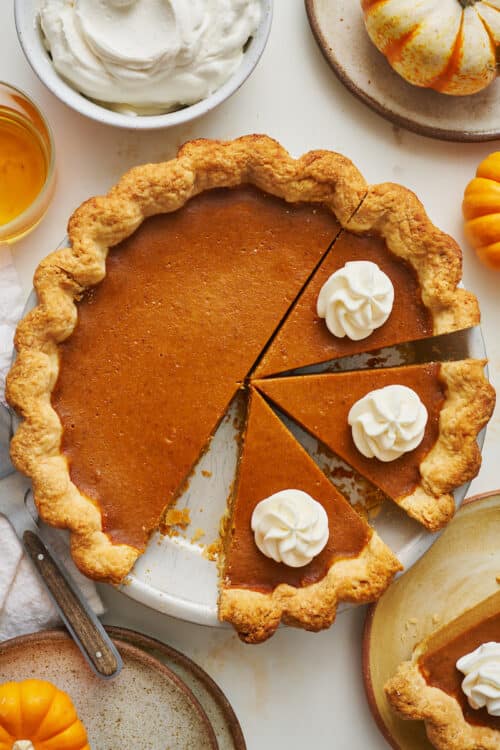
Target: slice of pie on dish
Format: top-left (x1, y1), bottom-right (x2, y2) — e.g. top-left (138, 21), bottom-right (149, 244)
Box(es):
top-left (385, 590), bottom-right (500, 750)
top-left (255, 360), bottom-right (495, 531)
top-left (6, 136), bottom-right (366, 583)
top-left (255, 184), bottom-right (480, 378)
top-left (218, 389), bottom-right (401, 643)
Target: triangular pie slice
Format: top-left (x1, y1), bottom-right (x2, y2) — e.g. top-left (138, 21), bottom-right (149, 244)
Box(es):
top-left (218, 389), bottom-right (401, 643)
top-left (255, 184), bottom-right (480, 378)
top-left (255, 360), bottom-right (494, 531)
top-left (7, 136), bottom-right (366, 583)
top-left (385, 590), bottom-right (500, 749)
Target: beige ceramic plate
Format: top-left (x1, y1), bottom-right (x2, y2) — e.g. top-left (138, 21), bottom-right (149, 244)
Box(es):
top-left (363, 491), bottom-right (500, 750)
top-left (305, 0), bottom-right (500, 142)
top-left (0, 628), bottom-right (245, 749)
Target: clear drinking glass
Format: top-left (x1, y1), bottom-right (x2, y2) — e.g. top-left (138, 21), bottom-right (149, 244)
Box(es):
top-left (0, 82), bottom-right (56, 243)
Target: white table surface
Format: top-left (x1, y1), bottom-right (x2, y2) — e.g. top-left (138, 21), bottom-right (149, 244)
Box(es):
top-left (2, 2), bottom-right (499, 748)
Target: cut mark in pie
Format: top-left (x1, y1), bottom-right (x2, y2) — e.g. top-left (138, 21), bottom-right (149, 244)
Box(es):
top-left (255, 183), bottom-right (481, 378)
top-left (5, 136), bottom-right (494, 636)
top-left (219, 388), bottom-right (401, 643)
top-left (255, 360), bottom-right (494, 531)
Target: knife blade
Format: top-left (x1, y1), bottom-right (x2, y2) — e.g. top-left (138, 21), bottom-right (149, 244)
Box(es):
top-left (0, 449), bottom-right (123, 679)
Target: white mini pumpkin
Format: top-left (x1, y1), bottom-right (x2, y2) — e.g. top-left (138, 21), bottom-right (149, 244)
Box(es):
top-left (362, 0), bottom-right (500, 95)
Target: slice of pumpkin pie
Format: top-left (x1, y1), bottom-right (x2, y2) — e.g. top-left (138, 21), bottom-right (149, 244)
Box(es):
top-left (255, 360), bottom-right (495, 531)
top-left (255, 184), bottom-right (480, 378)
top-left (219, 389), bottom-right (401, 643)
top-left (385, 590), bottom-right (500, 750)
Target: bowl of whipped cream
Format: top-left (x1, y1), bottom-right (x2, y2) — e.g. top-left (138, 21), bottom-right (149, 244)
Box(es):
top-left (15, 0), bottom-right (272, 129)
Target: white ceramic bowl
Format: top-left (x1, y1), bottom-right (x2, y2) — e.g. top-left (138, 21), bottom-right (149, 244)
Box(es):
top-left (15, 0), bottom-right (273, 130)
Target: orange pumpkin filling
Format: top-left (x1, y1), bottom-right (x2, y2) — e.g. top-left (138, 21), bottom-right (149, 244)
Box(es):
top-left (52, 187), bottom-right (340, 550)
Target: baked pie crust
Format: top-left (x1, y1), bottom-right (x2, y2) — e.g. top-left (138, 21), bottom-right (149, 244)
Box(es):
top-left (218, 389), bottom-right (401, 643)
top-left (5, 135), bottom-right (493, 610)
top-left (385, 591), bottom-right (500, 750)
top-left (256, 360), bottom-right (495, 531)
top-left (6, 135), bottom-right (367, 583)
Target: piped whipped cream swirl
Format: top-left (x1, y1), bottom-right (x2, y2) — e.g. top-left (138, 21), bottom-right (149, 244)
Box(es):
top-left (348, 385), bottom-right (428, 462)
top-left (251, 490), bottom-right (329, 568)
top-left (40, 0), bottom-right (261, 115)
top-left (317, 261), bottom-right (394, 341)
top-left (457, 642), bottom-right (500, 717)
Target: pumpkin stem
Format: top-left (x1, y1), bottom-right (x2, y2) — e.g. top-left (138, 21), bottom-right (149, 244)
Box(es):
top-left (459, 0), bottom-right (478, 6)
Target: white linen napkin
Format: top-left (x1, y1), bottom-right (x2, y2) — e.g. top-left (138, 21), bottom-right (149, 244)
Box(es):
top-left (0, 247), bottom-right (104, 640)
top-left (0, 247), bottom-right (24, 407)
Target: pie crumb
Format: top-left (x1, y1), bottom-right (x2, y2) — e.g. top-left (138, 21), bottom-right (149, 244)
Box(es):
top-left (191, 528), bottom-right (205, 544)
top-left (160, 508), bottom-right (191, 535)
top-left (201, 470), bottom-right (212, 478)
top-left (204, 540), bottom-right (220, 561)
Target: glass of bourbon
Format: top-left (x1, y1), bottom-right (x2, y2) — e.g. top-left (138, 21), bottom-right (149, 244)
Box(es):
top-left (0, 82), bottom-right (55, 243)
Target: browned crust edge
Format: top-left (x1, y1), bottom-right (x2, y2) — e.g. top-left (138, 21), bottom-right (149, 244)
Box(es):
top-left (346, 182), bottom-right (481, 336)
top-left (385, 655), bottom-right (499, 750)
top-left (398, 359), bottom-right (495, 532)
top-left (5, 135), bottom-right (367, 584)
top-left (219, 531), bottom-right (401, 644)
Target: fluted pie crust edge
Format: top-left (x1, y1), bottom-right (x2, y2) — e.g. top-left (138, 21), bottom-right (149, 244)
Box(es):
top-left (5, 134), bottom-right (489, 586)
top-left (385, 643), bottom-right (499, 750)
top-left (5, 135), bottom-right (368, 583)
top-left (219, 532), bottom-right (401, 644)
top-left (398, 359), bottom-right (495, 531)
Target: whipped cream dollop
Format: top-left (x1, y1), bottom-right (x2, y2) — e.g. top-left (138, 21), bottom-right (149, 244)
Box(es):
top-left (251, 490), bottom-right (329, 568)
top-left (40, 0), bottom-right (261, 115)
top-left (457, 642), bottom-right (500, 717)
top-left (317, 261), bottom-right (394, 341)
top-left (348, 385), bottom-right (428, 462)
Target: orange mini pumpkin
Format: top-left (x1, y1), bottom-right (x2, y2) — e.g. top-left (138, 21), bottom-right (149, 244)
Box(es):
top-left (0, 680), bottom-right (90, 750)
top-left (463, 152), bottom-right (500, 270)
top-left (361, 0), bottom-right (500, 96)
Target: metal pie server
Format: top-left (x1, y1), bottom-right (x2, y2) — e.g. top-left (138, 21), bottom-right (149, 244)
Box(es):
top-left (0, 403), bottom-right (122, 679)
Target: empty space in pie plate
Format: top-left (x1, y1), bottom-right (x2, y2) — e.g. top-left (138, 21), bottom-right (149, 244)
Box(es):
top-left (16, 287), bottom-right (489, 627)
top-left (363, 491), bottom-right (500, 750)
top-left (305, 0), bottom-right (500, 142)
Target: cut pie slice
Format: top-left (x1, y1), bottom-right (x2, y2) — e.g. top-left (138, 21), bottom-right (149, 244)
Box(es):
top-left (255, 184), bottom-right (480, 378)
top-left (218, 389), bottom-right (401, 643)
top-left (6, 136), bottom-right (366, 583)
top-left (255, 360), bottom-right (495, 531)
top-left (385, 590), bottom-right (500, 750)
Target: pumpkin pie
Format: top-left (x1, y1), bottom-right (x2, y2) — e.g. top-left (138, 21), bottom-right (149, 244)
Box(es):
top-left (5, 134), bottom-right (492, 600)
top-left (255, 184), bottom-right (480, 378)
top-left (6, 136), bottom-right (365, 583)
top-left (219, 389), bottom-right (401, 643)
top-left (255, 360), bottom-right (494, 531)
top-left (385, 590), bottom-right (500, 750)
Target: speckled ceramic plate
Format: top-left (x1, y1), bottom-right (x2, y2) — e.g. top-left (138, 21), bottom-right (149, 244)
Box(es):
top-left (0, 627), bottom-right (246, 749)
top-left (305, 0), bottom-right (500, 142)
top-left (363, 491), bottom-right (500, 750)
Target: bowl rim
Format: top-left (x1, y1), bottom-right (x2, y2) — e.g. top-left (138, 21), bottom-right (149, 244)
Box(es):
top-left (14, 0), bottom-right (273, 130)
top-left (0, 80), bottom-right (56, 241)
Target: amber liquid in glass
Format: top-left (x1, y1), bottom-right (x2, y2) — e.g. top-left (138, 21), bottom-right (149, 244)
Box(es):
top-left (0, 106), bottom-right (48, 227)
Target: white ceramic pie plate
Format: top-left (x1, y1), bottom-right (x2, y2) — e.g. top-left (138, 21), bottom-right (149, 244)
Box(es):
top-left (17, 281), bottom-right (488, 627)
